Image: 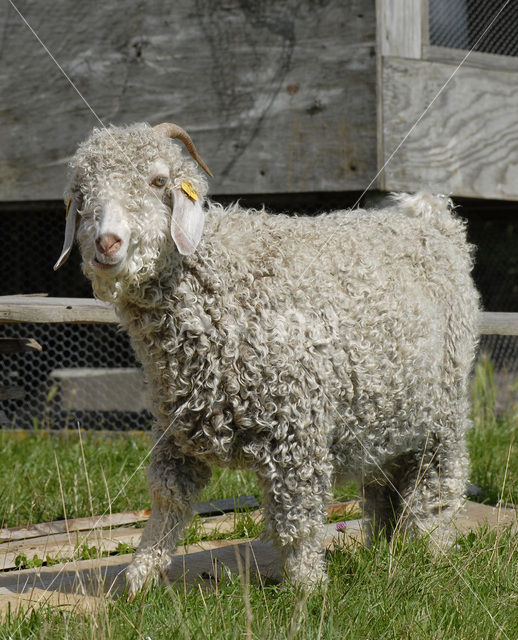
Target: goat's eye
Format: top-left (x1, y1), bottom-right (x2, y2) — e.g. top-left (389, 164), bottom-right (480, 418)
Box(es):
top-left (151, 176), bottom-right (167, 188)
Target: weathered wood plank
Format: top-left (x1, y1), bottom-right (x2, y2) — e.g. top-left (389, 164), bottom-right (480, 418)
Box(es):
top-left (0, 497), bottom-right (261, 543)
top-left (479, 312), bottom-right (518, 336)
top-left (0, 528), bottom-right (142, 571)
top-left (0, 296), bottom-right (117, 324)
top-left (0, 496), bottom-right (360, 551)
top-left (0, 0), bottom-right (377, 200)
top-left (326, 500), bottom-right (361, 520)
top-left (1, 296), bottom-right (518, 336)
top-left (381, 56), bottom-right (518, 200)
top-left (0, 528), bottom-right (259, 571)
top-left (194, 495), bottom-right (260, 517)
top-left (423, 44), bottom-right (518, 73)
top-left (377, 0), bottom-right (423, 59)
top-left (0, 501), bottom-right (513, 616)
top-left (0, 510), bottom-right (152, 543)
top-left (454, 501), bottom-right (517, 534)
top-left (0, 338), bottom-right (42, 354)
top-left (0, 386), bottom-right (24, 401)
top-left (50, 368), bottom-right (149, 412)
top-left (0, 514), bottom-right (266, 571)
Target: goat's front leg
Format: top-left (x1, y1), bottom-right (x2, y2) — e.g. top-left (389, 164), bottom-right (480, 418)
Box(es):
top-left (126, 442), bottom-right (210, 597)
top-left (258, 449), bottom-right (333, 588)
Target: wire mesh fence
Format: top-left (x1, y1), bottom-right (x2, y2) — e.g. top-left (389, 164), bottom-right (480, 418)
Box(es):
top-left (0, 321), bottom-right (151, 430)
top-left (0, 204), bottom-right (150, 429)
top-left (469, 207), bottom-right (518, 395)
top-left (429, 0), bottom-right (518, 58)
top-left (1, 199), bottom-right (518, 429)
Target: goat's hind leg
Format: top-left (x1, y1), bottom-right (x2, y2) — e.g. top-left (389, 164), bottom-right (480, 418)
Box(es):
top-left (394, 435), bottom-right (469, 550)
top-left (362, 479), bottom-right (401, 544)
top-left (126, 443), bottom-right (210, 597)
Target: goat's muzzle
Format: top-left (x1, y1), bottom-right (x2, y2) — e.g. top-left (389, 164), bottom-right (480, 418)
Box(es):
top-left (92, 232), bottom-right (125, 273)
top-left (96, 232), bottom-right (122, 258)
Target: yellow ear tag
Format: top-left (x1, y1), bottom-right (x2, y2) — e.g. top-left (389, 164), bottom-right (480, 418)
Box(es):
top-left (65, 199), bottom-right (71, 219)
top-left (181, 181), bottom-right (198, 202)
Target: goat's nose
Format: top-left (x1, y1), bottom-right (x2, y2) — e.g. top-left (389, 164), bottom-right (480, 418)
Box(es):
top-left (96, 232), bottom-right (122, 256)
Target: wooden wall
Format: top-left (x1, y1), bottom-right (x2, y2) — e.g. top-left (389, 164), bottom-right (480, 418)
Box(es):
top-left (3, 0), bottom-right (517, 203)
top-left (377, 0), bottom-right (518, 202)
top-left (0, 0), bottom-right (377, 201)
top-left (381, 57), bottom-right (518, 200)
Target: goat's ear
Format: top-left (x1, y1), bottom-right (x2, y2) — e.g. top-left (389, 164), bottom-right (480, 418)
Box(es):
top-left (170, 187), bottom-right (205, 255)
top-left (54, 193), bottom-right (82, 270)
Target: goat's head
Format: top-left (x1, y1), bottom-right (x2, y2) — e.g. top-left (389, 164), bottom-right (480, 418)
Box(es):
top-left (54, 122), bottom-right (212, 297)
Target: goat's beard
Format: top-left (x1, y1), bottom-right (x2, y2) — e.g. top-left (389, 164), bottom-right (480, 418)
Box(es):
top-left (84, 246), bottom-right (183, 307)
top-left (83, 262), bottom-right (124, 303)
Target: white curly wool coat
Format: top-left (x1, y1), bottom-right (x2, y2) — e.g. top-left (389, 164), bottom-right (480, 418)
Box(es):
top-left (57, 124), bottom-right (479, 594)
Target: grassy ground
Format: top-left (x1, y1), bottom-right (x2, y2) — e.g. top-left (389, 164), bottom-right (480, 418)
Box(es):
top-left (0, 358), bottom-right (516, 638)
top-left (1, 529), bottom-right (517, 640)
top-left (469, 356), bottom-right (518, 506)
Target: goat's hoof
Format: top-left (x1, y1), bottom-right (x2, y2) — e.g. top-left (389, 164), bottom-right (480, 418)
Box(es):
top-left (125, 558), bottom-right (155, 598)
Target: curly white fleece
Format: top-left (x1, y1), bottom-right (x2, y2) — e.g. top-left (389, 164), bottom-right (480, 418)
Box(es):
top-left (66, 123), bottom-right (480, 593)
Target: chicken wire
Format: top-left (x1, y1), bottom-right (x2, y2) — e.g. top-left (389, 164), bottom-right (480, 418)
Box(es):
top-left (0, 205), bottom-right (151, 430)
top-left (1, 201), bottom-right (518, 429)
top-left (0, 322), bottom-right (152, 430)
top-left (429, 0), bottom-right (518, 58)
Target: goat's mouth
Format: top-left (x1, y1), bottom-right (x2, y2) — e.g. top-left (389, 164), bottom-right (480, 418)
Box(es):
top-left (90, 256), bottom-right (123, 275)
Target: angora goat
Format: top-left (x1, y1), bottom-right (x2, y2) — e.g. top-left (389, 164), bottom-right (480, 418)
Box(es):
top-left (55, 122), bottom-right (479, 595)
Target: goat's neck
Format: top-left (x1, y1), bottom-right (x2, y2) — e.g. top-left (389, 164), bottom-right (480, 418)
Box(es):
top-left (112, 246), bottom-right (217, 329)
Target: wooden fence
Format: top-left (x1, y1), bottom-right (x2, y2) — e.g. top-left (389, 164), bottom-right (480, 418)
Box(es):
top-left (1, 296), bottom-right (517, 335)
top-left (1, 295), bottom-right (516, 411)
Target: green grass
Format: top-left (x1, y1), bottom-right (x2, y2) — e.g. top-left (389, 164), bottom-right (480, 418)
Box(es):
top-left (0, 428), bottom-right (354, 531)
top-left (1, 529), bottom-right (517, 639)
top-left (0, 358), bottom-right (516, 638)
top-left (0, 429), bottom-right (264, 529)
top-left (469, 355), bottom-right (518, 506)
top-left (0, 429), bottom-right (151, 528)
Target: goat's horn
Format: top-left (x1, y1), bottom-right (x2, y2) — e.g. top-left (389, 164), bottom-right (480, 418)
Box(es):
top-left (153, 123), bottom-right (214, 178)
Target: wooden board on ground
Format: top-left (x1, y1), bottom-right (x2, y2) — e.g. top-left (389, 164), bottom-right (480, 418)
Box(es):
top-left (2, 498), bottom-right (514, 573)
top-left (0, 528), bottom-right (142, 571)
top-left (0, 529), bottom-right (360, 616)
top-left (0, 501), bottom-right (513, 616)
top-left (194, 495), bottom-right (260, 517)
top-left (0, 511), bottom-right (266, 570)
top-left (0, 501), bottom-right (358, 569)
top-left (0, 495), bottom-right (261, 543)
top-left (454, 500), bottom-right (517, 533)
top-left (0, 510), bottom-right (152, 543)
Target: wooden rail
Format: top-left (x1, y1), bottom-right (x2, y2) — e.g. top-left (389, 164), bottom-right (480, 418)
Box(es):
top-left (477, 312), bottom-right (518, 336)
top-left (0, 296), bottom-right (116, 324)
top-left (0, 296), bottom-right (517, 335)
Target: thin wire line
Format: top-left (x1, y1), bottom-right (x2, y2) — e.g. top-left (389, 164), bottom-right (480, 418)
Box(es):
top-left (7, 0), bottom-right (106, 130)
top-left (294, 0), bottom-right (513, 287)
